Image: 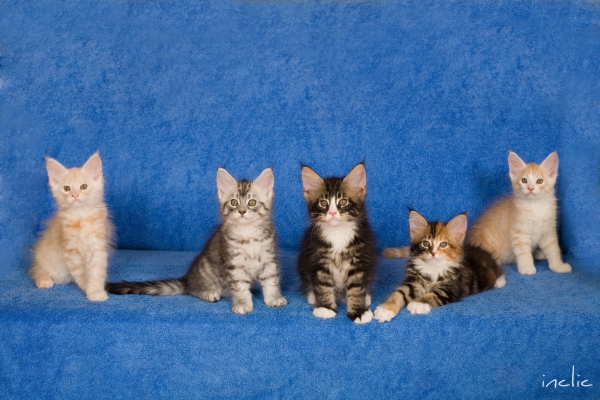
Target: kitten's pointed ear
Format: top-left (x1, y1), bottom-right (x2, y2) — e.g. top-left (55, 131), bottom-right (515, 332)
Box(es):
top-left (217, 168), bottom-right (237, 199)
top-left (45, 156), bottom-right (68, 186)
top-left (81, 151), bottom-right (103, 181)
top-left (343, 163), bottom-right (366, 199)
top-left (408, 210), bottom-right (429, 240)
top-left (254, 167), bottom-right (274, 192)
top-left (446, 213), bottom-right (468, 243)
top-left (508, 151), bottom-right (527, 180)
top-left (301, 166), bottom-right (324, 201)
top-left (540, 151), bottom-right (559, 179)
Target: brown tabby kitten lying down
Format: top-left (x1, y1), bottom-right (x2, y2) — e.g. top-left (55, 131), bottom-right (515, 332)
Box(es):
top-left (375, 211), bottom-right (504, 322)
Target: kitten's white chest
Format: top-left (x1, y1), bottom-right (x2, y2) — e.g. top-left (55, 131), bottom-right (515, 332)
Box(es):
top-left (413, 259), bottom-right (455, 282)
top-left (318, 221), bottom-right (357, 254)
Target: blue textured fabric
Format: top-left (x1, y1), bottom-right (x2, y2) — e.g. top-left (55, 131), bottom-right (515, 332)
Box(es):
top-left (1, 0), bottom-right (599, 398)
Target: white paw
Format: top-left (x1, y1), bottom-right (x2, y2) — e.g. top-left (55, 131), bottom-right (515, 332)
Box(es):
top-left (494, 275), bottom-right (506, 288)
top-left (365, 294), bottom-right (372, 307)
top-left (407, 301), bottom-right (431, 315)
top-left (313, 307), bottom-right (337, 319)
top-left (550, 262), bottom-right (572, 273)
top-left (200, 291), bottom-right (221, 302)
top-left (87, 290), bottom-right (109, 302)
top-left (374, 306), bottom-right (397, 323)
top-left (35, 277), bottom-right (54, 289)
top-left (353, 309), bottom-right (373, 324)
top-left (517, 264), bottom-right (537, 275)
top-left (266, 296), bottom-right (288, 307)
top-left (307, 291), bottom-right (316, 305)
top-left (232, 304), bottom-right (253, 315)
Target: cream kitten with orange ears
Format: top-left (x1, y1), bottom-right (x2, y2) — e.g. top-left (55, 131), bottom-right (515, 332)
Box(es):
top-left (467, 151), bottom-right (571, 275)
top-left (30, 152), bottom-right (112, 301)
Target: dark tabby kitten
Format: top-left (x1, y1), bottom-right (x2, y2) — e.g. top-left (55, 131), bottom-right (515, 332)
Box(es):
top-left (298, 163), bottom-right (377, 324)
top-left (374, 210), bottom-right (504, 322)
top-left (107, 167), bottom-right (288, 315)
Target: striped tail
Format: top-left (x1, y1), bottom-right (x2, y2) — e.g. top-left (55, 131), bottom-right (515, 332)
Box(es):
top-left (106, 279), bottom-right (185, 296)
top-left (382, 246), bottom-right (410, 258)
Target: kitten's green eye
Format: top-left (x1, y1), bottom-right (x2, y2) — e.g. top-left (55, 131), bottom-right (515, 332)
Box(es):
top-left (80, 184), bottom-right (88, 190)
top-left (230, 199), bottom-right (238, 207)
top-left (63, 186), bottom-right (71, 192)
top-left (521, 178), bottom-right (527, 184)
top-left (439, 242), bottom-right (448, 248)
top-left (422, 240), bottom-right (430, 248)
top-left (338, 199), bottom-right (348, 206)
top-left (248, 199), bottom-right (256, 207)
top-left (536, 179), bottom-right (543, 184)
top-left (319, 200), bottom-right (328, 208)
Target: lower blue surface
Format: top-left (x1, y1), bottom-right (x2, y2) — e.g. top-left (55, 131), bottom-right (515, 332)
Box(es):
top-left (1, 250), bottom-right (599, 399)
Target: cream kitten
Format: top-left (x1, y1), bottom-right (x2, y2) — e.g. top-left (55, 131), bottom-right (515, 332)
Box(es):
top-left (467, 151), bottom-right (572, 275)
top-left (30, 152), bottom-right (112, 301)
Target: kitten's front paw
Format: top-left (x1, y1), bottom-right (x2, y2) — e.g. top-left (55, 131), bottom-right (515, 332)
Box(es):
top-left (307, 291), bottom-right (316, 305)
top-left (35, 277), bottom-right (54, 289)
top-left (87, 290), bottom-right (109, 302)
top-left (365, 294), bottom-right (372, 307)
top-left (232, 304), bottom-right (253, 315)
top-left (374, 305), bottom-right (397, 323)
top-left (313, 307), bottom-right (337, 319)
top-left (517, 264), bottom-right (537, 275)
top-left (266, 296), bottom-right (288, 307)
top-left (494, 275), bottom-right (506, 288)
top-left (407, 301), bottom-right (431, 315)
top-left (550, 262), bottom-right (572, 273)
top-left (353, 309), bottom-right (373, 324)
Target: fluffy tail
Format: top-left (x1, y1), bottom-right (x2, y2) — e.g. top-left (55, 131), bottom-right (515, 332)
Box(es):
top-left (106, 279), bottom-right (185, 296)
top-left (382, 246), bottom-right (410, 258)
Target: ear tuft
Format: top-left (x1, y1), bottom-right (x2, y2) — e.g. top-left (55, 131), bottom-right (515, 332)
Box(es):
top-left (408, 210), bottom-right (429, 240)
top-left (343, 163), bottom-right (366, 198)
top-left (216, 168), bottom-right (237, 199)
top-left (540, 151), bottom-right (559, 179)
top-left (508, 151), bottom-right (527, 179)
top-left (82, 151), bottom-right (103, 181)
top-left (446, 213), bottom-right (468, 243)
top-left (301, 166), bottom-right (324, 194)
top-left (45, 156), bottom-right (68, 186)
top-left (254, 167), bottom-right (274, 192)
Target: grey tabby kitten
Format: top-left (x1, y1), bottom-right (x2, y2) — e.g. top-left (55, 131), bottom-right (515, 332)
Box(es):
top-left (107, 167), bottom-right (288, 315)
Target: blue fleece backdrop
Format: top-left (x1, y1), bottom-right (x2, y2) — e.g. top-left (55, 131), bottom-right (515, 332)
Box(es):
top-left (1, 1), bottom-right (599, 399)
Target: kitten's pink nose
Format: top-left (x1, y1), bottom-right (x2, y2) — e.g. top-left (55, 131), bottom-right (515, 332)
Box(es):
top-left (328, 211), bottom-right (337, 216)
top-left (72, 193), bottom-right (79, 198)
top-left (431, 251), bottom-right (437, 257)
top-left (528, 186), bottom-right (534, 192)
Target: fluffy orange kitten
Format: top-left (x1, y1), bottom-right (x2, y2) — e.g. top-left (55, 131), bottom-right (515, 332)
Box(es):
top-left (30, 152), bottom-right (112, 301)
top-left (467, 151), bottom-right (572, 275)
